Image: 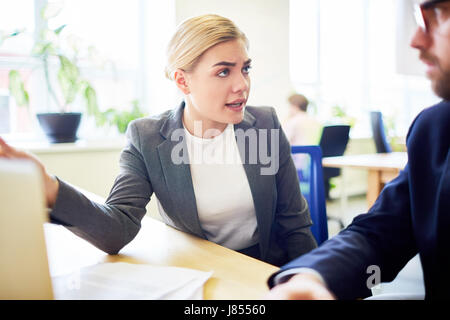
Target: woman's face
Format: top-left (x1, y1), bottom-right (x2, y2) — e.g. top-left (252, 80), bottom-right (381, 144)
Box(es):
top-left (178, 39), bottom-right (251, 136)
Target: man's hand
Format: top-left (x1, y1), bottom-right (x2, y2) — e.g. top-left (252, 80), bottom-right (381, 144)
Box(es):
top-left (265, 273), bottom-right (336, 300)
top-left (0, 136), bottom-right (59, 208)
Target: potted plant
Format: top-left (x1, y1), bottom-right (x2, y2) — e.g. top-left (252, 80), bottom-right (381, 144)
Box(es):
top-left (4, 5), bottom-right (146, 143)
top-left (4, 5), bottom-right (103, 143)
top-left (98, 99), bottom-right (146, 134)
top-left (330, 104), bottom-right (357, 128)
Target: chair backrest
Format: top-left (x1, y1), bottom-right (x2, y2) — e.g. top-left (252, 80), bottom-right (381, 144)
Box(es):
top-left (319, 125), bottom-right (350, 179)
top-left (319, 125), bottom-right (350, 157)
top-left (291, 145), bottom-right (329, 245)
top-left (370, 111), bottom-right (392, 153)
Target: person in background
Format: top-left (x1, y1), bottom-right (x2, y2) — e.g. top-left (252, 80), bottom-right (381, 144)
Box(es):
top-left (0, 14), bottom-right (317, 267)
top-left (282, 93), bottom-right (323, 178)
top-left (265, 0), bottom-right (450, 300)
top-left (283, 93), bottom-right (322, 147)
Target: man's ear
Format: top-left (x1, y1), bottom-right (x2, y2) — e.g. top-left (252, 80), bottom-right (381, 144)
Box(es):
top-left (174, 69), bottom-right (190, 95)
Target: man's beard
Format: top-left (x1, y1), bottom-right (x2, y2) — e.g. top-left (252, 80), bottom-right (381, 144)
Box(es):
top-left (432, 70), bottom-right (450, 101)
top-left (421, 52), bottom-right (450, 101)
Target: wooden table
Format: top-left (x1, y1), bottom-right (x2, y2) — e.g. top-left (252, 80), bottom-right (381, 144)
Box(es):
top-left (322, 152), bottom-right (408, 208)
top-left (44, 216), bottom-right (279, 300)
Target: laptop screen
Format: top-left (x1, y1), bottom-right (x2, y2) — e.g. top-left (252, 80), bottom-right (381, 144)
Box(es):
top-left (0, 159), bottom-right (53, 299)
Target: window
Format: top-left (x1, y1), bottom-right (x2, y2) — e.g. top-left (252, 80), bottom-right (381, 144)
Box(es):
top-left (289, 0), bottom-right (440, 138)
top-left (0, 0), bottom-right (177, 140)
top-left (0, 0), bottom-right (35, 134)
top-left (48, 0), bottom-right (140, 112)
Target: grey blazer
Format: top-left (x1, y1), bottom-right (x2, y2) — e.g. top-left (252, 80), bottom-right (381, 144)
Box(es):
top-left (50, 102), bottom-right (317, 266)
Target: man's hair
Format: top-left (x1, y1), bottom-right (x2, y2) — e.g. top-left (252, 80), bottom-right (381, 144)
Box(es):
top-left (288, 94), bottom-right (309, 112)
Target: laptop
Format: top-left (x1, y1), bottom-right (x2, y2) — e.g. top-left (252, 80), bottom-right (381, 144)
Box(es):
top-left (0, 159), bottom-right (53, 299)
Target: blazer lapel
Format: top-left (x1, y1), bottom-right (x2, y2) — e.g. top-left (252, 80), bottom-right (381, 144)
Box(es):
top-left (156, 102), bottom-right (206, 239)
top-left (155, 103), bottom-right (276, 249)
top-left (235, 112), bottom-right (275, 260)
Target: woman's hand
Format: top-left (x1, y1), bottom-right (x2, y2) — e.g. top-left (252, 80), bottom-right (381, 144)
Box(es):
top-left (0, 137), bottom-right (59, 208)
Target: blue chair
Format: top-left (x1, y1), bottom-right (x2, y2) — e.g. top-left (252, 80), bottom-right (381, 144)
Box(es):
top-left (291, 145), bottom-right (329, 245)
top-left (319, 125), bottom-right (350, 199)
top-left (370, 111), bottom-right (392, 153)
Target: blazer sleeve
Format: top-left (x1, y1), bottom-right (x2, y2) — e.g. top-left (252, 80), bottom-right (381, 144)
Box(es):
top-left (49, 121), bottom-right (153, 254)
top-left (271, 108), bottom-right (318, 260)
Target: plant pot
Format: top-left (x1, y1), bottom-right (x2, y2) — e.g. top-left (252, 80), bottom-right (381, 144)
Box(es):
top-left (37, 112), bottom-right (82, 143)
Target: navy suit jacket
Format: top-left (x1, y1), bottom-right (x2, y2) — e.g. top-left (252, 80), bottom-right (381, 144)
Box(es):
top-left (268, 100), bottom-right (450, 299)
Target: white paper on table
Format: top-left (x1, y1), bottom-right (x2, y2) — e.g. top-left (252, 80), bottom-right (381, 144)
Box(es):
top-left (52, 262), bottom-right (213, 300)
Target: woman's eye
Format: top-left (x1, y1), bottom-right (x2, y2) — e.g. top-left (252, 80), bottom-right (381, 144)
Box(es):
top-left (243, 65), bottom-right (252, 74)
top-left (218, 69), bottom-right (229, 77)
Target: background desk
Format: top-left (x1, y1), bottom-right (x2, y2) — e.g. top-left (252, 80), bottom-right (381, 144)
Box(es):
top-left (322, 152), bottom-right (408, 208)
top-left (44, 216), bottom-right (279, 300)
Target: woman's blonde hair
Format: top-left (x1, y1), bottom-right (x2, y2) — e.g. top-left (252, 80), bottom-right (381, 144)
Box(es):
top-left (165, 14), bottom-right (249, 80)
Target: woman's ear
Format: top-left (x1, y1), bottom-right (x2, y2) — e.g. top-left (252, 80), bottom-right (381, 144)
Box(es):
top-left (174, 69), bottom-right (190, 95)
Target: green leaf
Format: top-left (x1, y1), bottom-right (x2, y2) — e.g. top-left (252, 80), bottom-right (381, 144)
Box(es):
top-left (8, 70), bottom-right (29, 107)
top-left (58, 55), bottom-right (79, 81)
top-left (32, 41), bottom-right (55, 56)
top-left (96, 108), bottom-right (115, 127)
top-left (115, 111), bottom-right (133, 133)
top-left (41, 2), bottom-right (63, 20)
top-left (94, 101), bottom-right (145, 133)
top-left (54, 24), bottom-right (66, 35)
top-left (57, 55), bottom-right (80, 105)
top-left (10, 30), bottom-right (22, 37)
top-left (84, 84), bottom-right (100, 117)
top-left (0, 29), bottom-right (24, 46)
top-left (332, 105), bottom-right (346, 118)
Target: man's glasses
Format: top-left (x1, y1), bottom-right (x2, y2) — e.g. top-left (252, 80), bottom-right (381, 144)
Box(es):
top-left (414, 0), bottom-right (449, 33)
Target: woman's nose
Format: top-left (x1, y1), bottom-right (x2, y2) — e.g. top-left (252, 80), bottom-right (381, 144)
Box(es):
top-left (232, 73), bottom-right (250, 93)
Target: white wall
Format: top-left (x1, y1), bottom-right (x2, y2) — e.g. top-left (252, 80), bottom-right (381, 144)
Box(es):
top-left (395, 0), bottom-right (426, 76)
top-left (175, 0), bottom-right (293, 120)
top-left (33, 147), bottom-right (122, 199)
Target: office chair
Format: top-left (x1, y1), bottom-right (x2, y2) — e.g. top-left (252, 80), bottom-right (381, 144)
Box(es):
top-left (291, 145), bottom-right (329, 245)
top-left (370, 111), bottom-right (392, 153)
top-left (319, 125), bottom-right (350, 199)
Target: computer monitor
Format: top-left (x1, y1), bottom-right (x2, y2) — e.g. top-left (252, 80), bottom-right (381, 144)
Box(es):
top-left (0, 159), bottom-right (53, 299)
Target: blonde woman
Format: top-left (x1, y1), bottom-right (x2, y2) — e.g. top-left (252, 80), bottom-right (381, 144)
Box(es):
top-left (0, 14), bottom-right (316, 266)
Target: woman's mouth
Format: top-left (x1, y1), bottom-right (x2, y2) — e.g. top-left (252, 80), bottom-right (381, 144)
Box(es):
top-left (225, 99), bottom-right (246, 110)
